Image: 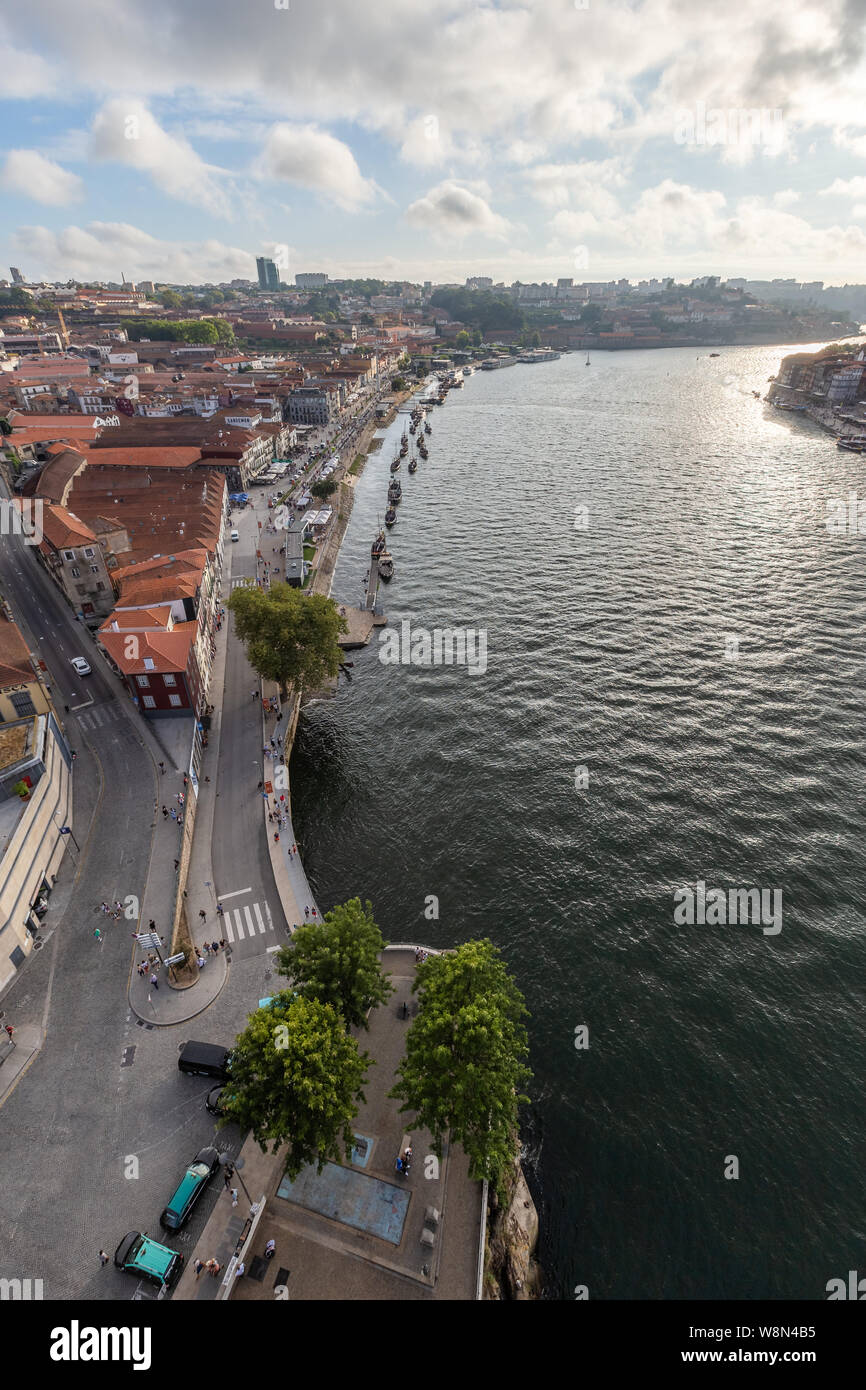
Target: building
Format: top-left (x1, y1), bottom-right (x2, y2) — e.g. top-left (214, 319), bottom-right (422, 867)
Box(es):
top-left (0, 706), bottom-right (73, 990)
top-left (9, 267), bottom-right (25, 285)
top-left (288, 385), bottom-right (333, 426)
top-left (295, 273), bottom-right (329, 289)
top-left (0, 608), bottom-right (53, 724)
top-left (34, 503), bottom-right (118, 625)
top-left (257, 257), bottom-right (281, 292)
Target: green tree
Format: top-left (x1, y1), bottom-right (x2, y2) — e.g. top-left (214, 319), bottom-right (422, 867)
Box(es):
top-left (220, 994), bottom-right (371, 1179)
top-left (276, 898), bottom-right (394, 1030)
top-left (9, 287), bottom-right (34, 309)
top-left (160, 290), bottom-right (182, 309)
top-left (455, 330), bottom-right (471, 349)
top-left (389, 939), bottom-right (531, 1198)
top-left (210, 317), bottom-right (235, 345)
top-left (471, 328), bottom-right (482, 346)
top-left (530, 329), bottom-right (541, 348)
top-left (227, 583), bottom-right (347, 700)
top-left (391, 376), bottom-right (407, 391)
top-left (311, 476), bottom-right (338, 499)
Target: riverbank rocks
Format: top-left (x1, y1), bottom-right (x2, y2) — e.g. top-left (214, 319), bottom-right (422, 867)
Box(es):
top-left (484, 1158), bottom-right (541, 1300)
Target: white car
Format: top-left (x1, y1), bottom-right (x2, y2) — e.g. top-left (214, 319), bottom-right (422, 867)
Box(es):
top-left (230, 529), bottom-right (240, 542)
top-left (70, 657), bottom-right (91, 676)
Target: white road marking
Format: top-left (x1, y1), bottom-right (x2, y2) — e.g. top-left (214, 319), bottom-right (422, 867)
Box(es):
top-left (253, 902), bottom-right (265, 935)
top-left (233, 909), bottom-right (245, 940)
top-left (219, 887), bottom-right (252, 900)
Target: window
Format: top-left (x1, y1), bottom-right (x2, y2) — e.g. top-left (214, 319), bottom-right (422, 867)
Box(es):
top-left (143, 658), bottom-right (154, 671)
top-left (90, 565), bottom-right (99, 574)
top-left (11, 691), bottom-right (36, 716)
top-left (70, 567), bottom-right (80, 578)
top-left (83, 547), bottom-right (95, 558)
top-left (137, 675), bottom-right (150, 688)
top-left (141, 695), bottom-right (156, 709)
top-left (168, 694), bottom-right (182, 707)
top-left (63, 550), bottom-right (75, 562)
top-left (163, 673), bottom-right (177, 687)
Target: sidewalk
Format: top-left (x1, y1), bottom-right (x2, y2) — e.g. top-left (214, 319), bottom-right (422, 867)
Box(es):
top-left (0, 1023), bottom-right (42, 1103)
top-left (126, 572), bottom-right (232, 1025)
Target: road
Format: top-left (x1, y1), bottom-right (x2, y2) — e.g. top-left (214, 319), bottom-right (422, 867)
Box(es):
top-left (0, 506), bottom-right (279, 1299)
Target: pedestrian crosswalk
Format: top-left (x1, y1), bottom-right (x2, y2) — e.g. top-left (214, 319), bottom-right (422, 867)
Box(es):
top-left (230, 576), bottom-right (253, 589)
top-left (75, 702), bottom-right (123, 730)
top-left (221, 899), bottom-right (273, 944)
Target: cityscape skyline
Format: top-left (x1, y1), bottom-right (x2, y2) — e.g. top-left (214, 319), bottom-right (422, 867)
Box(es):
top-left (0, 0), bottom-right (864, 285)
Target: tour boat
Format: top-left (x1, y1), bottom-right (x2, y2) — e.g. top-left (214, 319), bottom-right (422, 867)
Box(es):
top-left (384, 507), bottom-right (397, 527)
top-left (408, 457), bottom-right (418, 474)
top-left (390, 456), bottom-right (401, 472)
top-left (378, 552), bottom-right (394, 580)
top-left (371, 530), bottom-right (386, 556)
top-left (388, 479), bottom-right (402, 502)
top-left (418, 443), bottom-right (428, 459)
top-left (424, 422), bottom-right (432, 434)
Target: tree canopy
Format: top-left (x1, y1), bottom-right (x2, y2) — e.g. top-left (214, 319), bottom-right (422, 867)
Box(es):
top-left (227, 583), bottom-right (347, 699)
top-left (311, 477), bottom-right (338, 499)
top-left (120, 316), bottom-right (233, 344)
top-left (276, 898), bottom-right (394, 1030)
top-left (389, 939), bottom-right (531, 1197)
top-left (430, 288), bottom-right (525, 333)
top-left (219, 993), bottom-right (371, 1179)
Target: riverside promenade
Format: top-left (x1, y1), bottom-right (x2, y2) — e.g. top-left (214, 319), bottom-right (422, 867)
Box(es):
top-left (174, 947), bottom-right (484, 1302)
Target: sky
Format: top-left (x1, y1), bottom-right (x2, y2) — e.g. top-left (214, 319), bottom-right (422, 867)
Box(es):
top-left (1, 0), bottom-right (865, 287)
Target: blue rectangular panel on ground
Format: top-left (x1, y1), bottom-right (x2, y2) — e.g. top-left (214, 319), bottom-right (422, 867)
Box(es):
top-left (277, 1161), bottom-right (410, 1244)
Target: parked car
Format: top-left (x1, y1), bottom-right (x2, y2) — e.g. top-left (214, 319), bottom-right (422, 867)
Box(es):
top-left (178, 1040), bottom-right (232, 1079)
top-left (114, 1231), bottom-right (184, 1289)
top-left (160, 1145), bottom-right (220, 1230)
top-left (70, 657), bottom-right (91, 676)
top-left (230, 529), bottom-right (239, 542)
top-left (205, 1084), bottom-right (228, 1117)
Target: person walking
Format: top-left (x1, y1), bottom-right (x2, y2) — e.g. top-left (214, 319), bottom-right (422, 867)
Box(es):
top-left (99, 1250), bottom-right (109, 1267)
top-left (170, 807), bottom-right (177, 821)
top-left (199, 909), bottom-right (207, 923)
top-left (162, 806), bottom-right (169, 818)
top-left (194, 1258), bottom-right (205, 1279)
top-left (158, 761), bottom-right (165, 774)
top-left (231, 1188), bottom-right (238, 1207)
top-left (219, 939), bottom-right (226, 951)
top-left (93, 927), bottom-right (102, 941)
top-left (203, 941), bottom-right (212, 955)
top-left (150, 972), bottom-right (159, 990)
top-left (264, 1239), bottom-right (276, 1259)
top-left (196, 954), bottom-right (206, 969)
top-left (5, 1024), bottom-right (14, 1039)
top-left (216, 902), bottom-right (224, 917)
top-left (211, 941), bottom-right (219, 954)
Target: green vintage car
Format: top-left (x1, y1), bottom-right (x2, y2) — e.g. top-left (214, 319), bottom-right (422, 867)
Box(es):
top-left (159, 1145), bottom-right (220, 1230)
top-left (114, 1231), bottom-right (184, 1289)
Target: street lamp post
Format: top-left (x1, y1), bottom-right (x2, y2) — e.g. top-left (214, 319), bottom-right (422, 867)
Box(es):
top-left (218, 1151), bottom-right (252, 1204)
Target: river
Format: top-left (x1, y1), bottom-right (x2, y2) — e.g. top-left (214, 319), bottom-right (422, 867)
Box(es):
top-left (290, 343), bottom-right (866, 1299)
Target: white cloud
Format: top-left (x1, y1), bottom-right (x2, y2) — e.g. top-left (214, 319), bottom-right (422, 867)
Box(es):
top-left (1, 150), bottom-right (84, 205)
top-left (820, 176), bottom-right (866, 199)
top-left (11, 222), bottom-right (254, 283)
top-left (90, 99), bottom-right (229, 215)
top-left (405, 180), bottom-right (511, 240)
top-left (256, 123), bottom-right (378, 211)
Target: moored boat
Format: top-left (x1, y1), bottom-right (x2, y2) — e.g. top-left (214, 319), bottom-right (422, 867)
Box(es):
top-left (425, 422), bottom-right (432, 434)
top-left (384, 507), bottom-right (396, 527)
top-left (390, 456), bottom-right (401, 472)
top-left (418, 443), bottom-right (428, 459)
top-left (371, 529), bottom-right (386, 555)
top-left (408, 457), bottom-right (418, 473)
top-left (378, 552), bottom-right (394, 580)
top-left (388, 479), bottom-right (402, 502)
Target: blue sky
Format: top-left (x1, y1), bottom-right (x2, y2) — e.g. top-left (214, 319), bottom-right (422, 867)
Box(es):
top-left (1, 0), bottom-right (865, 285)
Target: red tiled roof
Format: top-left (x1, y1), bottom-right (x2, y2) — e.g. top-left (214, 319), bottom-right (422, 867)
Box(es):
top-left (99, 626), bottom-right (194, 675)
top-left (0, 613), bottom-right (34, 689)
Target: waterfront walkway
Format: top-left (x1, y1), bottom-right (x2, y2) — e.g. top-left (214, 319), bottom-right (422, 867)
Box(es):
top-left (174, 947), bottom-right (484, 1302)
